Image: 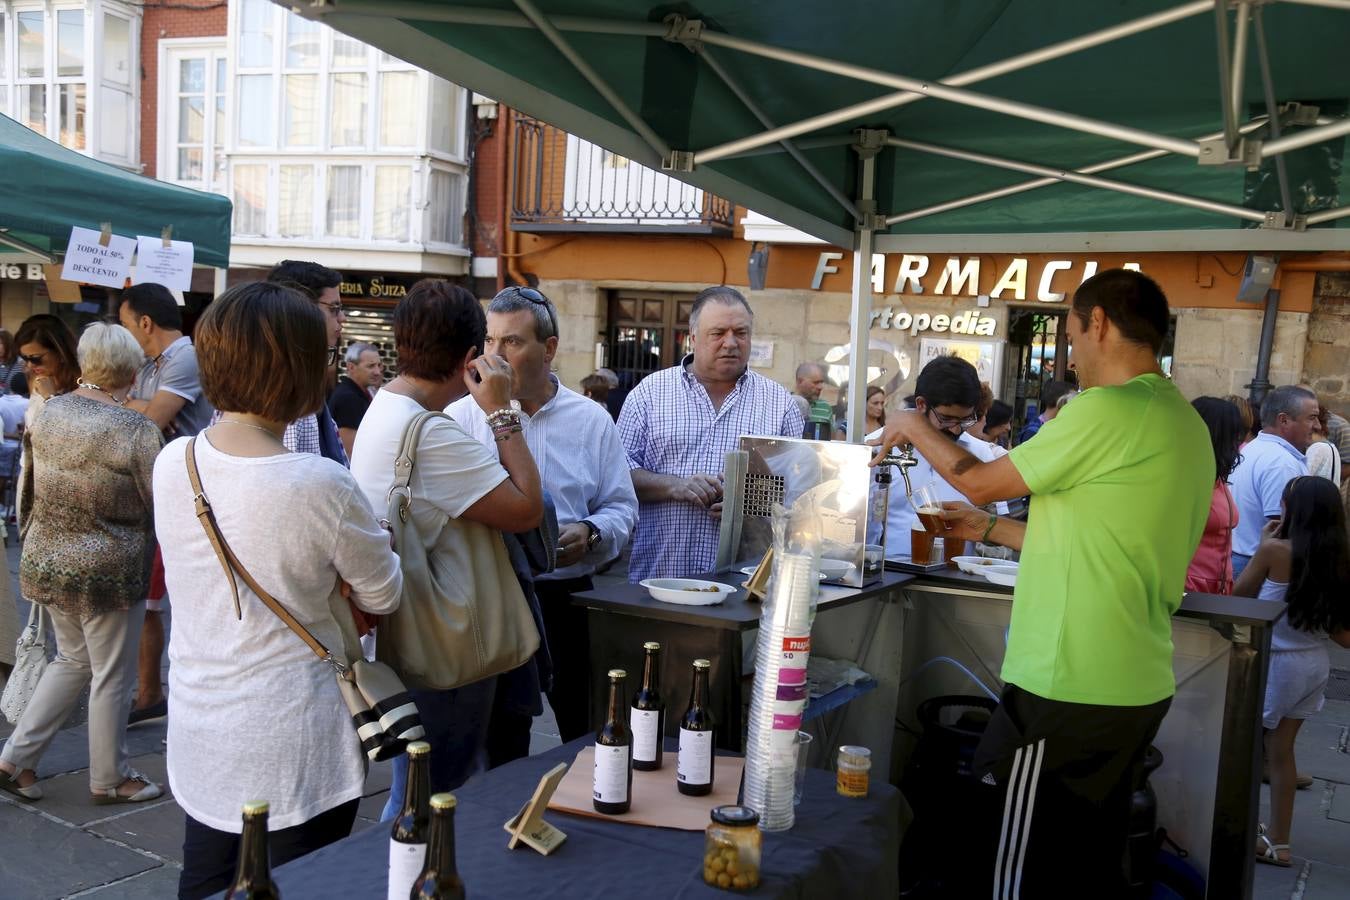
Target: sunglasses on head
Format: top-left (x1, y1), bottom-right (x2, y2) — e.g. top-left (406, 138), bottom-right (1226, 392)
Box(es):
top-left (502, 286), bottom-right (557, 338)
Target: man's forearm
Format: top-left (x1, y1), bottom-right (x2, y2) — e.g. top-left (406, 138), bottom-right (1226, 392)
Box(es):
top-left (983, 516), bottom-right (1026, 552)
top-left (630, 468), bottom-right (677, 503)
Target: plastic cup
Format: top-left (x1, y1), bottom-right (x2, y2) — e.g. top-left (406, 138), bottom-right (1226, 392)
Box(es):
top-left (909, 483), bottom-right (949, 534)
top-left (793, 731), bottom-right (813, 806)
top-left (910, 524), bottom-right (935, 565)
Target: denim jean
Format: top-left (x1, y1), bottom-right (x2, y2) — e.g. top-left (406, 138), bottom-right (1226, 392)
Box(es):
top-left (380, 677), bottom-right (496, 821)
top-left (1231, 552), bottom-right (1252, 580)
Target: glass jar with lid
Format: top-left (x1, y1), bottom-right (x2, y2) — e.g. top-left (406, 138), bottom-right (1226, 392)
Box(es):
top-left (702, 805), bottom-right (762, 891)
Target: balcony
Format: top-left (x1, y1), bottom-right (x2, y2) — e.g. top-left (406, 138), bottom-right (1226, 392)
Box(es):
top-left (510, 115), bottom-right (734, 234)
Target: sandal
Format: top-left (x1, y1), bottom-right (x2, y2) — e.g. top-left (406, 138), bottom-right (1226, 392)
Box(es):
top-left (1255, 824), bottom-right (1292, 867)
top-left (91, 771), bottom-right (162, 806)
top-left (0, 768), bottom-right (42, 802)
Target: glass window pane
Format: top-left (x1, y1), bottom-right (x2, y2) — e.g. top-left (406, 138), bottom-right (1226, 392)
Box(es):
top-left (373, 167), bottom-right (411, 241)
top-left (180, 58), bottom-right (205, 94)
top-left (19, 84), bottom-right (47, 134)
top-left (100, 88), bottom-right (130, 159)
top-left (279, 165), bottom-right (314, 237)
top-left (326, 166), bottom-right (362, 238)
top-left (239, 0), bottom-right (274, 68)
top-left (329, 72), bottom-right (367, 147)
top-left (57, 10), bottom-right (85, 78)
top-left (332, 34), bottom-right (367, 68)
top-left (214, 58), bottom-right (227, 151)
top-left (379, 72), bottom-right (417, 146)
top-left (283, 74), bottom-right (318, 146)
top-left (58, 84), bottom-right (87, 150)
top-left (18, 11), bottom-right (45, 78)
top-left (284, 12), bottom-right (319, 68)
top-left (233, 164), bottom-right (268, 235)
top-left (427, 171), bottom-right (462, 245)
top-left (179, 96), bottom-right (205, 143)
top-left (0, 17), bottom-right (6, 80)
top-left (236, 74), bottom-right (274, 147)
top-left (429, 79), bottom-right (457, 154)
top-left (178, 148), bottom-right (204, 181)
top-left (103, 14), bottom-right (132, 85)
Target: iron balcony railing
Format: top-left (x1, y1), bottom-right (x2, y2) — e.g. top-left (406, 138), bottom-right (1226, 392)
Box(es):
top-left (510, 115), bottom-right (734, 233)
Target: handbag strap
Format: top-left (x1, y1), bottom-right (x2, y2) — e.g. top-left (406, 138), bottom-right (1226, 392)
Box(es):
top-left (184, 438), bottom-right (336, 666)
top-left (388, 410), bottom-right (451, 523)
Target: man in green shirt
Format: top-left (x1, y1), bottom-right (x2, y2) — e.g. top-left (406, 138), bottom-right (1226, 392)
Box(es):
top-left (875, 269), bottom-right (1213, 897)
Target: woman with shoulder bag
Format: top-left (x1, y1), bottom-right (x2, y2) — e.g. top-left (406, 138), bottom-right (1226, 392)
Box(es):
top-left (349, 279), bottom-right (543, 819)
top-left (153, 282), bottom-right (403, 900)
top-left (0, 324), bottom-right (162, 804)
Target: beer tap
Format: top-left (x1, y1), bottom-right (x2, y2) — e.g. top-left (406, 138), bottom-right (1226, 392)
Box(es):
top-left (875, 445), bottom-right (919, 497)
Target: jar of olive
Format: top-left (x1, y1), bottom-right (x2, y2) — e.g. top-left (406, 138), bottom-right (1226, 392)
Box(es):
top-left (702, 805), bottom-right (762, 891)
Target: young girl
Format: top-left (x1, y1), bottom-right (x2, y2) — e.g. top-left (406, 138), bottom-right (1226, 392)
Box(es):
top-left (1234, 476), bottom-right (1350, 866)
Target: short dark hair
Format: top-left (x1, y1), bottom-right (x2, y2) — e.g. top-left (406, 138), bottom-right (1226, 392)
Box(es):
top-left (1072, 268), bottom-right (1170, 355)
top-left (394, 280), bottom-right (485, 380)
top-left (1041, 380), bottom-right (1077, 410)
top-left (8, 371), bottom-right (29, 397)
top-left (580, 373), bottom-right (610, 397)
top-left (1260, 385), bottom-right (1317, 428)
top-left (488, 286), bottom-right (557, 341)
top-left (196, 282), bottom-right (329, 422)
top-left (266, 260), bottom-right (341, 299)
top-left (985, 399), bottom-right (1014, 430)
top-left (15, 314), bottom-right (80, 392)
top-left (1192, 396), bottom-right (1245, 481)
top-left (121, 282), bottom-right (183, 331)
top-left (689, 285), bottom-right (753, 331)
top-left (915, 355), bottom-right (981, 409)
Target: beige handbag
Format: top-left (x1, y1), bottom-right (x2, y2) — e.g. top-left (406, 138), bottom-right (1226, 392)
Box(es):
top-left (377, 411), bottom-right (540, 691)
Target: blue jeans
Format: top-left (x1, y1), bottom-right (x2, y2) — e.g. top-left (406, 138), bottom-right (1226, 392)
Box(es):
top-left (380, 678), bottom-right (496, 822)
top-left (1231, 553), bottom-right (1252, 580)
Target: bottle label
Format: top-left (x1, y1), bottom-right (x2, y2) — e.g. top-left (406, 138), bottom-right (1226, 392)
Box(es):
top-left (387, 839), bottom-right (427, 900)
top-left (630, 707), bottom-right (661, 763)
top-left (677, 727), bottom-right (713, 784)
top-left (593, 742), bottom-right (630, 803)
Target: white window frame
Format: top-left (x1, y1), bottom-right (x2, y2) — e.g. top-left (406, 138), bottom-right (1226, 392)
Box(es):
top-left (157, 37), bottom-right (228, 190)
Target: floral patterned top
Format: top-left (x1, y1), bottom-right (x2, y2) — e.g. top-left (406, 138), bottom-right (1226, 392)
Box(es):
top-left (20, 394), bottom-right (163, 618)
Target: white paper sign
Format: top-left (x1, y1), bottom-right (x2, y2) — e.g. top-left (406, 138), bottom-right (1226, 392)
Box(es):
top-left (61, 226), bottom-right (134, 288)
top-left (133, 236), bottom-right (195, 292)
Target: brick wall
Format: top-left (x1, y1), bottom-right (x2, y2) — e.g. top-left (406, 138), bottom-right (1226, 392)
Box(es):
top-left (471, 109), bottom-right (505, 262)
top-left (1304, 272), bottom-right (1350, 419)
top-left (139, 3), bottom-right (228, 179)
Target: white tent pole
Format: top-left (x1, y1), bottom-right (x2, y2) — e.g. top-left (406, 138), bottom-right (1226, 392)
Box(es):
top-left (846, 138), bottom-right (880, 444)
top-left (1252, 7), bottom-right (1296, 216)
top-left (1305, 205), bottom-right (1350, 225)
top-left (1212, 1), bottom-right (1239, 152)
top-left (886, 137), bottom-right (1268, 222)
top-left (509, 0), bottom-right (671, 160)
top-left (1276, 0), bottom-right (1350, 10)
top-left (696, 0), bottom-right (1209, 164)
top-left (316, 1), bottom-right (668, 38)
top-left (885, 114), bottom-right (1279, 226)
top-left (699, 48), bottom-right (859, 220)
top-left (695, 34), bottom-right (1201, 162)
top-left (1229, 3), bottom-right (1252, 133)
top-left (1263, 116), bottom-right (1350, 156)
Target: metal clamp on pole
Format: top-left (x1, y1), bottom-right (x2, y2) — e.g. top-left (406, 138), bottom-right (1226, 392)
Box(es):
top-left (852, 127), bottom-right (888, 159)
top-left (661, 150), bottom-right (696, 172)
top-left (661, 14), bottom-right (705, 51)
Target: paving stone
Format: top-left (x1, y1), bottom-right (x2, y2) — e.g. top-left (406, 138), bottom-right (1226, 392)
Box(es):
top-left (363, 758), bottom-right (393, 796)
top-left (0, 810), bottom-right (159, 899)
top-left (29, 753), bottom-right (171, 826)
top-left (357, 791), bottom-right (389, 823)
top-left (1303, 860), bottom-right (1350, 899)
top-left (74, 864), bottom-right (181, 899)
top-left (1252, 856), bottom-right (1304, 899)
top-left (351, 814), bottom-right (379, 835)
top-left (88, 798), bottom-right (186, 863)
top-left (1318, 698), bottom-right (1350, 726)
top-left (1292, 720), bottom-right (1350, 786)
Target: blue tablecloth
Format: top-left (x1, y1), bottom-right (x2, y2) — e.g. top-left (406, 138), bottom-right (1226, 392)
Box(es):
top-left (268, 738), bottom-right (902, 898)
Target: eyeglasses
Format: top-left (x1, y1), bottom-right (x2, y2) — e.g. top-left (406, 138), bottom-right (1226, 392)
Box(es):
top-left (317, 299), bottom-right (345, 317)
top-left (19, 352), bottom-right (48, 365)
top-left (926, 407), bottom-right (979, 430)
top-left (501, 286), bottom-right (557, 338)
top-left (326, 346), bottom-right (339, 367)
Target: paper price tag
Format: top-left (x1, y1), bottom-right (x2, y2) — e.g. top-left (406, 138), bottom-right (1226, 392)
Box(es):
top-left (133, 235), bottom-right (195, 292)
top-left (62, 226), bottom-right (134, 288)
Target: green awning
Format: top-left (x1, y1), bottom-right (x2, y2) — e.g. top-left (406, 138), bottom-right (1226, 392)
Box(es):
top-left (297, 0), bottom-right (1350, 251)
top-left (0, 114), bottom-right (232, 268)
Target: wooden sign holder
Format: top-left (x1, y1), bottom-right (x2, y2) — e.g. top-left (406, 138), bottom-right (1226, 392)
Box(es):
top-left (503, 762), bottom-right (568, 855)
top-left (741, 547), bottom-right (773, 602)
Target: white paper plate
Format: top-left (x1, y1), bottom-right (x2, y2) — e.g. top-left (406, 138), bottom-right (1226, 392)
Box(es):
top-left (981, 566), bottom-right (1019, 587)
top-left (952, 556), bottom-right (1017, 576)
top-left (640, 578), bottom-right (737, 605)
top-left (818, 559), bottom-right (855, 580)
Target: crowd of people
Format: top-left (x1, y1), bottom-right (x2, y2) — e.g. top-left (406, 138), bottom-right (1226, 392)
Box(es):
top-left (0, 262), bottom-right (1344, 897)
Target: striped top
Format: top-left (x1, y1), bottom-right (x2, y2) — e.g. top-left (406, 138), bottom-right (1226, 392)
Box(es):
top-left (618, 357), bottom-right (803, 581)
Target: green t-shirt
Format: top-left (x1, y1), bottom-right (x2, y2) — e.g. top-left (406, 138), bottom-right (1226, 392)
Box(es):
top-left (1006, 374), bottom-right (1214, 706)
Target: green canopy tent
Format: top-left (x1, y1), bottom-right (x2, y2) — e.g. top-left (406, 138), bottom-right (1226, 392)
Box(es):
top-left (0, 113), bottom-right (232, 270)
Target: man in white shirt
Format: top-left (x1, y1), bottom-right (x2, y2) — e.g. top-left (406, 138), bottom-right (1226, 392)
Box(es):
top-left (448, 286), bottom-right (638, 753)
top-left (1229, 385), bottom-right (1317, 576)
top-left (880, 356), bottom-right (993, 560)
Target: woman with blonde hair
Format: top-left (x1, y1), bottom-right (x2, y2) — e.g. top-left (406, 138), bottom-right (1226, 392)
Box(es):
top-left (0, 323), bottom-right (163, 804)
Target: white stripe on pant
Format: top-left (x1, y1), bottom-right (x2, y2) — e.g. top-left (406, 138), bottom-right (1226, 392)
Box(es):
top-left (1, 601), bottom-right (146, 791)
top-left (994, 738), bottom-right (1045, 900)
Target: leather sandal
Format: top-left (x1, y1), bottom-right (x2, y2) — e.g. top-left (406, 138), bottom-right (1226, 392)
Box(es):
top-left (91, 771), bottom-right (162, 806)
top-left (0, 768), bottom-right (41, 802)
top-left (1255, 824), bottom-right (1292, 868)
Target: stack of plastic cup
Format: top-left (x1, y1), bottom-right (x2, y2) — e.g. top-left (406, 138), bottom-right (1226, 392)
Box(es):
top-left (743, 550), bottom-right (819, 832)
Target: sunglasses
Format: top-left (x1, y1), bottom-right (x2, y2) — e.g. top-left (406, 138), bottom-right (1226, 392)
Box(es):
top-left (19, 352), bottom-right (48, 365)
top-left (502, 286), bottom-right (557, 338)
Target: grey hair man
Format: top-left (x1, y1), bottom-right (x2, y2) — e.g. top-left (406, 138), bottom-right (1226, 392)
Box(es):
top-left (330, 341), bottom-right (384, 457)
top-left (446, 285), bottom-right (638, 751)
top-left (1228, 384), bottom-right (1318, 576)
top-left (791, 361), bottom-right (827, 422)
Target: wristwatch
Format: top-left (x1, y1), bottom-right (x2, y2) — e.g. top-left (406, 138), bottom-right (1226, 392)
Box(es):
top-left (581, 520), bottom-right (602, 551)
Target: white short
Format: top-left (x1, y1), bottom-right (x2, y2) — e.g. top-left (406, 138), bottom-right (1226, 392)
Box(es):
top-left (1263, 646), bottom-right (1329, 729)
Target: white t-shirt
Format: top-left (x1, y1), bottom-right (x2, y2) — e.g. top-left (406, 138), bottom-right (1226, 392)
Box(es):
top-left (155, 434), bottom-right (402, 832)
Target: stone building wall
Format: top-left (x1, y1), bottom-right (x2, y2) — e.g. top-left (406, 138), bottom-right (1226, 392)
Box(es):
top-left (1303, 273), bottom-right (1350, 419)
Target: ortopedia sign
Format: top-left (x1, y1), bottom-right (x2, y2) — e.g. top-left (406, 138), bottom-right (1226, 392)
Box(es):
top-left (870, 306), bottom-right (996, 336)
top-left (812, 253), bottom-right (1140, 302)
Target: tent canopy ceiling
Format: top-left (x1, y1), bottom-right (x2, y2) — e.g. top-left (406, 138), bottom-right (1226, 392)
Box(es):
top-left (300, 0), bottom-right (1350, 251)
top-left (0, 114), bottom-right (232, 268)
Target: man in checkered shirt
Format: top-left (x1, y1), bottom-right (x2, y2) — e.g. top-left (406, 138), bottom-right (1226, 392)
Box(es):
top-left (618, 286), bottom-right (804, 581)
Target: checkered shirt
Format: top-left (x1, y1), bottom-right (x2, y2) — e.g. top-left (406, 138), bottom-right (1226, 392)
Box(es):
top-left (618, 358), bottom-right (804, 581)
top-left (208, 410), bottom-right (321, 455)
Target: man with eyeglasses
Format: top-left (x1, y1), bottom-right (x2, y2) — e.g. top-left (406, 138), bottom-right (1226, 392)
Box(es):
top-left (265, 260), bottom-right (349, 465)
top-left (876, 354), bottom-right (993, 559)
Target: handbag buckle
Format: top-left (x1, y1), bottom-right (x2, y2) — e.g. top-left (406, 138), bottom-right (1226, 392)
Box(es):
top-left (324, 652), bottom-right (350, 677)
